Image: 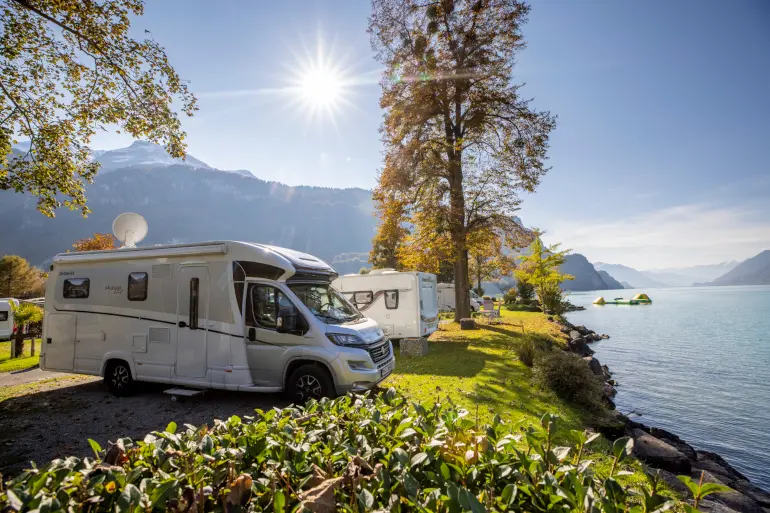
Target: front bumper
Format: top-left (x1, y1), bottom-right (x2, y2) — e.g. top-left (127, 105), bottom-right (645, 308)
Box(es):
top-left (330, 340), bottom-right (396, 395)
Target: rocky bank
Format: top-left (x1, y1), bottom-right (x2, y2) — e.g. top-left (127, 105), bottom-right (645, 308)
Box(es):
top-left (554, 317), bottom-right (770, 513)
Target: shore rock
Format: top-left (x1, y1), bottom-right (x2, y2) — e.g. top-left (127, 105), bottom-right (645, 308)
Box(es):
top-left (603, 382), bottom-right (617, 399)
top-left (697, 501), bottom-right (742, 513)
top-left (583, 356), bottom-right (603, 376)
top-left (631, 429), bottom-right (692, 474)
top-left (567, 337), bottom-right (595, 356)
top-left (693, 451), bottom-right (748, 482)
top-left (693, 470), bottom-right (765, 513)
top-left (569, 330), bottom-right (581, 340)
top-left (655, 468), bottom-right (691, 497)
top-left (647, 427), bottom-right (698, 461)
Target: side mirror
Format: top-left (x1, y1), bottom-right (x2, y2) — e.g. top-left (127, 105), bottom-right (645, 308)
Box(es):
top-left (247, 327), bottom-right (256, 342)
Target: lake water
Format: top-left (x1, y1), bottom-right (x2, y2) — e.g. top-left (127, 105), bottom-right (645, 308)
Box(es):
top-left (566, 285), bottom-right (770, 489)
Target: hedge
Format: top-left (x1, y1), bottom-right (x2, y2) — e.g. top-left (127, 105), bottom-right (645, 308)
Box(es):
top-left (0, 389), bottom-right (713, 512)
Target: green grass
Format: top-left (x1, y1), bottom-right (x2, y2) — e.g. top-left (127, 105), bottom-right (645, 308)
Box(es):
top-left (0, 339), bottom-right (41, 373)
top-left (390, 310), bottom-right (655, 494)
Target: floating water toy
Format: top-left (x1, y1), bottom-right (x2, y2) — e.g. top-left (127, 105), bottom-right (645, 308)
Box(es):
top-left (593, 293), bottom-right (652, 305)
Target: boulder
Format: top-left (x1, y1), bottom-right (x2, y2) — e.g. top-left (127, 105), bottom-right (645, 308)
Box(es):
top-left (569, 330), bottom-right (581, 340)
top-left (575, 325), bottom-right (590, 335)
top-left (655, 468), bottom-right (691, 498)
top-left (601, 365), bottom-right (612, 380)
top-left (568, 337), bottom-right (595, 357)
top-left (693, 470), bottom-right (765, 513)
top-left (591, 333), bottom-right (603, 342)
top-left (697, 500), bottom-right (742, 513)
top-left (693, 451), bottom-right (747, 483)
top-left (583, 356), bottom-right (603, 376)
top-left (647, 428), bottom-right (698, 461)
top-left (400, 337), bottom-right (429, 357)
top-left (732, 480), bottom-right (770, 508)
top-left (631, 429), bottom-right (692, 474)
top-left (603, 382), bottom-right (617, 398)
top-left (459, 318), bottom-right (476, 330)
top-left (601, 334), bottom-right (610, 339)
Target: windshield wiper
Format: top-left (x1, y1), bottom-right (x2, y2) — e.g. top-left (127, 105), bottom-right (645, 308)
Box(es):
top-left (315, 313), bottom-right (343, 324)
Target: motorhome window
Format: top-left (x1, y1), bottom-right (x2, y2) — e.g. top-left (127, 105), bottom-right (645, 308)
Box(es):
top-left (245, 285), bottom-right (305, 331)
top-left (63, 278), bottom-right (90, 299)
top-left (385, 290), bottom-right (399, 309)
top-left (288, 283), bottom-right (362, 324)
top-left (127, 272), bottom-right (148, 301)
top-left (232, 261), bottom-right (285, 315)
top-left (0, 312), bottom-right (7, 322)
top-left (189, 278), bottom-right (199, 330)
top-left (352, 291), bottom-right (373, 306)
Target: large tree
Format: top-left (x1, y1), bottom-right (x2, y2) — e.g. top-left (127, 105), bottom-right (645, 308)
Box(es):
top-left (0, 254), bottom-right (44, 297)
top-left (369, 0), bottom-right (555, 320)
top-left (0, 0), bottom-right (196, 217)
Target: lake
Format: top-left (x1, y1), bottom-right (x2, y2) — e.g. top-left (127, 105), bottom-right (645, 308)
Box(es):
top-left (566, 285), bottom-right (770, 489)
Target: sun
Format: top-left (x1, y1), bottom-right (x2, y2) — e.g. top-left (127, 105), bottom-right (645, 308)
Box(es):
top-left (299, 66), bottom-right (343, 108)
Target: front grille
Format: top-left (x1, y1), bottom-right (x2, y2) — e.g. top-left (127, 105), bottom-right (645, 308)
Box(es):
top-left (367, 341), bottom-right (391, 365)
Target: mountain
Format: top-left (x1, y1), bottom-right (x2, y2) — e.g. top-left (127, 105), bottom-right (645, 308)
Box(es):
top-left (702, 250), bottom-right (770, 286)
top-left (620, 281), bottom-right (634, 289)
top-left (1, 142), bottom-right (373, 274)
top-left (561, 254), bottom-right (624, 291)
top-left (642, 261), bottom-right (740, 287)
top-left (593, 262), bottom-right (667, 289)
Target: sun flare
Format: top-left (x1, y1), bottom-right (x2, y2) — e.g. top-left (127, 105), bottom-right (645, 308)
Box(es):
top-left (299, 67), bottom-right (343, 108)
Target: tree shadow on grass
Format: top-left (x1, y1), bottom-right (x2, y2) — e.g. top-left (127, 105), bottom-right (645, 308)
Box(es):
top-left (0, 379), bottom-right (286, 478)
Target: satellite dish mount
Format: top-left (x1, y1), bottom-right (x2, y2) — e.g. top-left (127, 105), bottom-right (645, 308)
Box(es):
top-left (112, 212), bottom-right (148, 248)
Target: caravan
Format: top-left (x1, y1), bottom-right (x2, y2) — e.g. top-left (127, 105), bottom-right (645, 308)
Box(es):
top-left (41, 240), bottom-right (395, 400)
top-left (0, 298), bottom-right (19, 341)
top-left (437, 283), bottom-right (483, 312)
top-left (332, 270), bottom-right (439, 340)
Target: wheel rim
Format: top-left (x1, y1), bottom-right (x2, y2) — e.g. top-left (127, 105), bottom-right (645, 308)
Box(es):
top-left (111, 366), bottom-right (129, 389)
top-left (295, 374), bottom-right (322, 401)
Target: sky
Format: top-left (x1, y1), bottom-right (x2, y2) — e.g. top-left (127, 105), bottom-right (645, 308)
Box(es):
top-left (90, 0), bottom-right (770, 270)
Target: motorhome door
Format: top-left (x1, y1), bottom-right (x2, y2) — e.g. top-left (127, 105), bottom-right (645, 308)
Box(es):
top-left (176, 266), bottom-right (209, 378)
top-left (43, 313), bottom-right (77, 371)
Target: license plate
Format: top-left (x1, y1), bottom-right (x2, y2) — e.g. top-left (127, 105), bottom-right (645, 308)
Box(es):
top-left (380, 361), bottom-right (393, 378)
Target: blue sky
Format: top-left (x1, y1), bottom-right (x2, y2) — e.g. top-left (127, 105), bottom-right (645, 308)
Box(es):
top-left (91, 0), bottom-right (770, 269)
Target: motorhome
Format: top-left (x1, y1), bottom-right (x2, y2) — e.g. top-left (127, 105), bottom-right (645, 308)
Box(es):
top-left (437, 283), bottom-right (483, 312)
top-left (41, 241), bottom-right (395, 400)
top-left (332, 270), bottom-right (439, 340)
top-left (0, 298), bottom-right (19, 341)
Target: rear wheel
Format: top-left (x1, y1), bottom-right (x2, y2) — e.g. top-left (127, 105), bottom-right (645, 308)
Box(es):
top-left (287, 364), bottom-right (334, 403)
top-left (105, 360), bottom-right (135, 396)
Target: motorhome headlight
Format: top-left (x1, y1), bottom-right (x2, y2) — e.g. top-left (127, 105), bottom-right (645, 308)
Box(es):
top-left (326, 333), bottom-right (363, 346)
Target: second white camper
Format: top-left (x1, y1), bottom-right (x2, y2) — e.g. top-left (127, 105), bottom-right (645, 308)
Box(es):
top-left (0, 298), bottom-right (19, 341)
top-left (333, 270), bottom-right (439, 340)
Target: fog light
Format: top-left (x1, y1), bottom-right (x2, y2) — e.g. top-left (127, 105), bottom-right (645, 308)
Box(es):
top-left (348, 361), bottom-right (370, 371)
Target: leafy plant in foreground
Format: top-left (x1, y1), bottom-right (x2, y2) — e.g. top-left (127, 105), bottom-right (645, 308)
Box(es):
top-left (0, 390), bottom-right (720, 512)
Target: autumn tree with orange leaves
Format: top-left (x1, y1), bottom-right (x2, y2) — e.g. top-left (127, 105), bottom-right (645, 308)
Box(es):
top-left (72, 233), bottom-right (117, 252)
top-left (369, 0), bottom-right (555, 320)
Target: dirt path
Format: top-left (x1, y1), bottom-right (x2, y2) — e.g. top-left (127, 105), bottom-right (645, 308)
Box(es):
top-left (0, 368), bottom-right (65, 387)
top-left (0, 378), bottom-right (285, 477)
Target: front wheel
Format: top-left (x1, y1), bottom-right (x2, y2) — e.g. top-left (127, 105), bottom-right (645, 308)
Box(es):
top-left (287, 364), bottom-right (334, 403)
top-left (105, 360), bottom-right (136, 396)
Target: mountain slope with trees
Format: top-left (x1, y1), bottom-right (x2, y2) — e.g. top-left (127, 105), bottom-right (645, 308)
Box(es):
top-left (561, 254), bottom-right (624, 291)
top-left (703, 250), bottom-right (770, 286)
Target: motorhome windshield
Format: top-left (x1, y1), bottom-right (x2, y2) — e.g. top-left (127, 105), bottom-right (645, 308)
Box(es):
top-left (288, 283), bottom-right (362, 324)
top-left (470, 290), bottom-right (481, 299)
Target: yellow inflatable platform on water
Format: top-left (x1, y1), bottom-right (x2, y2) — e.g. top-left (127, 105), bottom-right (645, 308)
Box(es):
top-left (593, 293), bottom-right (652, 305)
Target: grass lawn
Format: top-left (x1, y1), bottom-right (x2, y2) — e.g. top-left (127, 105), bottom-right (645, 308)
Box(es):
top-left (0, 339), bottom-right (41, 373)
top-left (390, 309), bottom-right (653, 492)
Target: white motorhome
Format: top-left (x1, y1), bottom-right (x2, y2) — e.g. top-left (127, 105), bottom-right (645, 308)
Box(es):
top-left (0, 298), bottom-right (19, 341)
top-left (41, 241), bottom-right (395, 400)
top-left (332, 270), bottom-right (439, 340)
top-left (437, 283), bottom-right (483, 312)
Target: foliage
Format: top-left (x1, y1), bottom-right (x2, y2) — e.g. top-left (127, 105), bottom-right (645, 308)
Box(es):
top-left (359, 267), bottom-right (371, 275)
top-left (0, 255), bottom-right (45, 297)
top-left (514, 237), bottom-right (573, 314)
top-left (72, 233), bottom-right (118, 252)
top-left (369, 0), bottom-right (555, 320)
top-left (369, 196), bottom-right (408, 270)
top-left (516, 280), bottom-right (536, 303)
top-left (1, 390), bottom-right (692, 512)
top-left (514, 339), bottom-right (537, 367)
top-left (533, 350), bottom-right (605, 410)
top-left (0, 0), bottom-right (197, 216)
top-left (678, 473), bottom-right (732, 512)
top-left (10, 301), bottom-right (42, 325)
top-left (468, 228), bottom-right (517, 296)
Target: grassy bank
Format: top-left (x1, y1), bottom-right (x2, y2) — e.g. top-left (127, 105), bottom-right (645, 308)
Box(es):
top-left (0, 339), bottom-right (41, 373)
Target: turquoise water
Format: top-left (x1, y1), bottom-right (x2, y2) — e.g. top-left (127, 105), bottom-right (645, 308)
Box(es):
top-left (567, 285), bottom-right (770, 489)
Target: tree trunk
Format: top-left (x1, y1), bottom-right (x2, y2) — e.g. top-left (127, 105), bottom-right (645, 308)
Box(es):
top-left (454, 248), bottom-right (471, 322)
top-left (13, 331), bottom-right (24, 359)
top-left (476, 256), bottom-right (482, 297)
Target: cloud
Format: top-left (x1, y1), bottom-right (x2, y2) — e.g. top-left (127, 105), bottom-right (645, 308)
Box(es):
top-left (544, 202), bottom-right (770, 268)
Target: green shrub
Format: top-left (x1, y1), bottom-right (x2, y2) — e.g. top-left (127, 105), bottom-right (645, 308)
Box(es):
top-left (1, 391), bottom-right (689, 512)
top-left (504, 303), bottom-right (541, 312)
top-left (502, 288), bottom-right (517, 305)
top-left (514, 339), bottom-right (537, 367)
top-left (533, 350), bottom-right (605, 409)
top-left (516, 280), bottom-right (535, 302)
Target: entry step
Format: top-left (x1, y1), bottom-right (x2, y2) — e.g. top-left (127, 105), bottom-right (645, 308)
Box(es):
top-left (164, 387), bottom-right (205, 399)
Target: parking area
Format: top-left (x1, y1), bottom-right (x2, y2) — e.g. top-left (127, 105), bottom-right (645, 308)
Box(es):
top-left (0, 376), bottom-right (285, 477)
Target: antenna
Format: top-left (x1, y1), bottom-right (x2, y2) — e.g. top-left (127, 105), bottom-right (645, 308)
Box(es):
top-left (112, 212), bottom-right (148, 248)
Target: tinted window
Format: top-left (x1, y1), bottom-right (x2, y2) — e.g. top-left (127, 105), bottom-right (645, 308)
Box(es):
top-left (385, 290), bottom-right (399, 309)
top-left (246, 285), bottom-right (302, 331)
top-left (63, 278), bottom-right (89, 299)
top-left (0, 312), bottom-right (7, 322)
top-left (127, 272), bottom-right (148, 301)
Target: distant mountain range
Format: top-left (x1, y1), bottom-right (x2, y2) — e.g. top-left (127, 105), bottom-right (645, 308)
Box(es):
top-left (561, 254), bottom-right (624, 291)
top-left (1, 141), bottom-right (374, 274)
top-left (594, 261), bottom-right (741, 288)
top-left (699, 250), bottom-right (770, 286)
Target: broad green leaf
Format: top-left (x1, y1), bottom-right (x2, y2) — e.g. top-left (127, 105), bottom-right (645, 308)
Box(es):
top-left (699, 482), bottom-right (732, 497)
top-left (165, 421), bottom-right (177, 434)
top-left (501, 483), bottom-right (517, 506)
top-left (88, 438), bottom-right (102, 458)
top-left (359, 488), bottom-right (374, 509)
top-left (411, 452), bottom-right (429, 467)
top-left (116, 483), bottom-right (143, 513)
top-left (612, 437), bottom-right (634, 460)
top-left (273, 489), bottom-right (285, 513)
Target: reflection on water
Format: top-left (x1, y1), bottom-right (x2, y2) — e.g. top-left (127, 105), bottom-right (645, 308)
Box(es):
top-left (567, 285), bottom-right (770, 489)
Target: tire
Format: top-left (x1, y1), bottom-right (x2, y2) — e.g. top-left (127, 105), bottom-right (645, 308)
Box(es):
top-left (287, 364), bottom-right (334, 403)
top-left (105, 360), bottom-right (136, 396)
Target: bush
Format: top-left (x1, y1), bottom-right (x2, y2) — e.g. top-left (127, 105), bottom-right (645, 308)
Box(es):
top-left (514, 339), bottom-right (537, 367)
top-left (539, 283), bottom-right (567, 315)
top-left (533, 350), bottom-right (605, 409)
top-left (516, 280), bottom-right (535, 302)
top-left (0, 391), bottom-right (683, 512)
top-left (502, 288), bottom-right (517, 305)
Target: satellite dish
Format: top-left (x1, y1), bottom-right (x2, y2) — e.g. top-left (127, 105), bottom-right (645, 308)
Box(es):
top-left (112, 212), bottom-right (148, 248)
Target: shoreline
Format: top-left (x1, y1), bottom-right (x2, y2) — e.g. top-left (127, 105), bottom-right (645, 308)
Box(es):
top-left (555, 316), bottom-right (770, 513)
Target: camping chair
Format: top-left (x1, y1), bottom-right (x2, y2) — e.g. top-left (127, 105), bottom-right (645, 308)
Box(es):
top-left (479, 299), bottom-right (501, 324)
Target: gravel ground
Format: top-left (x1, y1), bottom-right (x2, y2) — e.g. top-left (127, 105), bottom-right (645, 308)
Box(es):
top-left (0, 376), bottom-right (285, 478)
